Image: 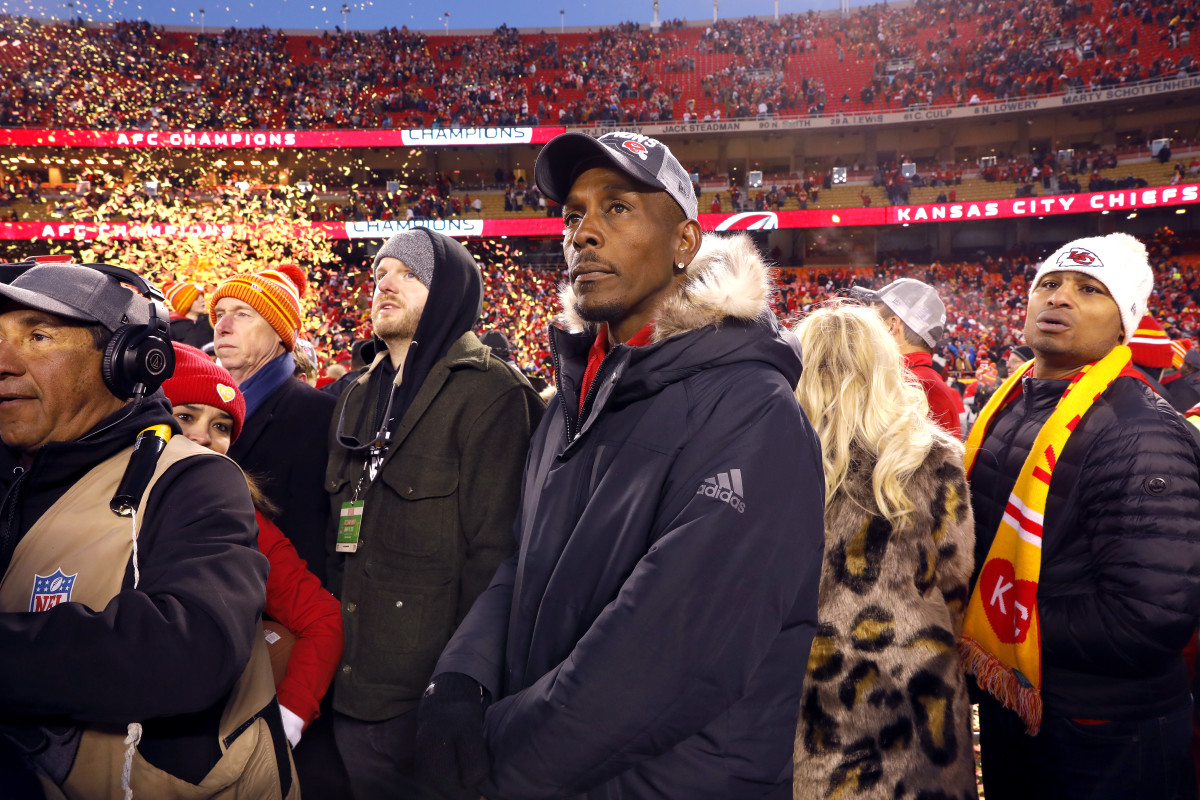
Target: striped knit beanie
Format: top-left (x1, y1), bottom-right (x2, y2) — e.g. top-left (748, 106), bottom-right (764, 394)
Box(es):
top-left (1129, 314), bottom-right (1174, 369)
top-left (163, 281), bottom-right (202, 316)
top-left (208, 264), bottom-right (307, 352)
top-left (161, 342), bottom-right (246, 442)
top-left (1171, 338), bottom-right (1195, 370)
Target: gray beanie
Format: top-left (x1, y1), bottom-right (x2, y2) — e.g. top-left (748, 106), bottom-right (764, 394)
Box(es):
top-left (372, 229), bottom-right (435, 288)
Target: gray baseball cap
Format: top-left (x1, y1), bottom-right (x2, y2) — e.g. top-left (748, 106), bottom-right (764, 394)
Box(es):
top-left (0, 263), bottom-right (149, 331)
top-left (534, 131), bottom-right (698, 221)
top-left (852, 277), bottom-right (947, 348)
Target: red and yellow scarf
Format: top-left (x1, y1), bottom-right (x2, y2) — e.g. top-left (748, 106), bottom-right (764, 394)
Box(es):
top-left (959, 345), bottom-right (1133, 734)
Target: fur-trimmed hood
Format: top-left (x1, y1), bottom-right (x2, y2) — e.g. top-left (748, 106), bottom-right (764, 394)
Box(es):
top-left (548, 233), bottom-right (802, 409)
top-left (556, 232), bottom-right (777, 342)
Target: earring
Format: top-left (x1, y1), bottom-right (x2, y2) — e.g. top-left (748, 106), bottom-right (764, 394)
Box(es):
top-left (675, 261), bottom-right (687, 273)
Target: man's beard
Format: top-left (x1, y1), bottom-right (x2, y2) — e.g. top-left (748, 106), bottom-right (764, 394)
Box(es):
top-left (372, 303), bottom-right (422, 342)
top-left (572, 294), bottom-right (629, 327)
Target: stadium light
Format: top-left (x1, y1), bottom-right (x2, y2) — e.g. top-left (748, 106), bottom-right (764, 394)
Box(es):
top-left (341, 3), bottom-right (350, 30)
top-left (199, 8), bottom-right (205, 35)
top-left (560, 9), bottom-right (564, 32)
top-left (713, 0), bottom-right (718, 23)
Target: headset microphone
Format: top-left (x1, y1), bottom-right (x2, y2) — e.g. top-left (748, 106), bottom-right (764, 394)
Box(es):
top-left (110, 425), bottom-right (173, 517)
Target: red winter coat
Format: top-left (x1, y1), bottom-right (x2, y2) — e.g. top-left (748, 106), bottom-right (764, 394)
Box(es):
top-left (258, 510), bottom-right (344, 728)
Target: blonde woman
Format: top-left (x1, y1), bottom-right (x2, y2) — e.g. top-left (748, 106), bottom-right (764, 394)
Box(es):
top-left (792, 302), bottom-right (977, 800)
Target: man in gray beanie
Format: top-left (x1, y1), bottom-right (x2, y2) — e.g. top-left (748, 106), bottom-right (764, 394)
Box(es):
top-left (373, 225), bottom-right (437, 293)
top-left (326, 227), bottom-right (544, 799)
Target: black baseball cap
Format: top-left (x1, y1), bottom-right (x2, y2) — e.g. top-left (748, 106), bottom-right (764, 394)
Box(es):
top-left (534, 131), bottom-right (698, 221)
top-left (0, 263), bottom-right (149, 331)
top-left (1009, 345), bottom-right (1035, 362)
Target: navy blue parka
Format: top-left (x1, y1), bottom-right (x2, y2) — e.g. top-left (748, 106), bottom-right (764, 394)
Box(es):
top-left (437, 234), bottom-right (826, 800)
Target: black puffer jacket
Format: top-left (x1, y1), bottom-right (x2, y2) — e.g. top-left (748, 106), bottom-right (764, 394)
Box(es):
top-left (968, 373), bottom-right (1200, 720)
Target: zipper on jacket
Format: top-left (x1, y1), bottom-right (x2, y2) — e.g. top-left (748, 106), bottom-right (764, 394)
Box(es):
top-left (577, 351), bottom-right (621, 438)
top-left (0, 467), bottom-right (28, 574)
top-left (548, 330), bottom-right (577, 440)
top-left (548, 331), bottom-right (622, 442)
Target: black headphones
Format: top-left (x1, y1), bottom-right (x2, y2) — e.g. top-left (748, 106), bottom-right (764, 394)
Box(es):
top-left (78, 263), bottom-right (176, 400)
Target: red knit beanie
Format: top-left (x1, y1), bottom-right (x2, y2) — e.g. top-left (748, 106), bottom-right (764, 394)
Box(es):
top-left (1129, 314), bottom-right (1173, 369)
top-left (161, 342), bottom-right (246, 442)
top-left (208, 263), bottom-right (307, 352)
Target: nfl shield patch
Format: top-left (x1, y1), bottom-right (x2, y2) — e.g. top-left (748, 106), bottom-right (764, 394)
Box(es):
top-left (30, 569), bottom-right (77, 612)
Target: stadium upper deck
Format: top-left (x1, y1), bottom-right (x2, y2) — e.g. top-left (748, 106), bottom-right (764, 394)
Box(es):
top-left (0, 0), bottom-right (1195, 131)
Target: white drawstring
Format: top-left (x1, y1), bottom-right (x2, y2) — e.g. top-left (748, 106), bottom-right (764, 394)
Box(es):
top-left (121, 722), bottom-right (142, 799)
top-left (128, 509), bottom-right (141, 590)
top-left (121, 509), bottom-right (142, 798)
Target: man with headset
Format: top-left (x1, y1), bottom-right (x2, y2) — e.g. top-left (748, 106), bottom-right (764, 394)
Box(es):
top-left (0, 263), bottom-right (296, 798)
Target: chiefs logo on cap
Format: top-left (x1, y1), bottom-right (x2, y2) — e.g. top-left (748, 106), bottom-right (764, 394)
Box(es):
top-left (621, 140), bottom-right (650, 161)
top-left (216, 383), bottom-right (236, 403)
top-left (1057, 247), bottom-right (1103, 269)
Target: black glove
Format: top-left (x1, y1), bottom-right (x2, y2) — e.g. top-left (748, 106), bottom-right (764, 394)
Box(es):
top-left (415, 672), bottom-right (490, 800)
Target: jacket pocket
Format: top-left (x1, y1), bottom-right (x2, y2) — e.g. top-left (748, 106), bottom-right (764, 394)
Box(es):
top-left (356, 574), bottom-right (457, 692)
top-left (373, 454), bottom-right (460, 558)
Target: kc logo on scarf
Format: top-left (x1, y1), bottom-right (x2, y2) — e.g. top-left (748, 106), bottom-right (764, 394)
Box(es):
top-left (979, 559), bottom-right (1037, 644)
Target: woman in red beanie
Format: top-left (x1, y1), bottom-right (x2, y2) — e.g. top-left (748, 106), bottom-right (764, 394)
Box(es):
top-left (162, 342), bottom-right (344, 750)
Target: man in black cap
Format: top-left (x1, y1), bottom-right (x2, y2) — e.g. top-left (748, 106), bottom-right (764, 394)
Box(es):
top-left (0, 263), bottom-right (294, 796)
top-left (325, 228), bottom-right (543, 799)
top-left (417, 131), bottom-right (824, 799)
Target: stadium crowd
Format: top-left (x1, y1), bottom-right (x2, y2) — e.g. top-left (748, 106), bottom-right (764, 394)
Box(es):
top-left (0, 0), bottom-right (1196, 129)
top-left (14, 158), bottom-right (1199, 384)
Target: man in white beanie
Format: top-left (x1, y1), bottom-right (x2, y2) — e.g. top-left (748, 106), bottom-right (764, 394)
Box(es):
top-left (960, 233), bottom-right (1200, 800)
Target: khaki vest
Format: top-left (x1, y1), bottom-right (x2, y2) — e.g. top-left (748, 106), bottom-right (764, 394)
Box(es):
top-left (0, 435), bottom-right (298, 800)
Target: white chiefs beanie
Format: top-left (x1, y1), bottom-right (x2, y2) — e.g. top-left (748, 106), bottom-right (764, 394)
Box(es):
top-left (1032, 233), bottom-right (1154, 346)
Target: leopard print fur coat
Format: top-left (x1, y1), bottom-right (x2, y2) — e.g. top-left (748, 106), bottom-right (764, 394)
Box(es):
top-left (794, 438), bottom-right (977, 800)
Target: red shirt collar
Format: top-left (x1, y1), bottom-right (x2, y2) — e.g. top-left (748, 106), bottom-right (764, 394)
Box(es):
top-left (590, 323), bottom-right (656, 356)
top-left (579, 323), bottom-right (656, 415)
top-left (902, 351), bottom-right (934, 369)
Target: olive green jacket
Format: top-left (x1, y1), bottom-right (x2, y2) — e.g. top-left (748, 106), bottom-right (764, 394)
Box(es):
top-left (325, 332), bottom-right (543, 721)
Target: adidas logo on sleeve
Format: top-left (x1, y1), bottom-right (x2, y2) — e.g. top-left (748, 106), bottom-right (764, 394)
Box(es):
top-left (697, 469), bottom-right (746, 513)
